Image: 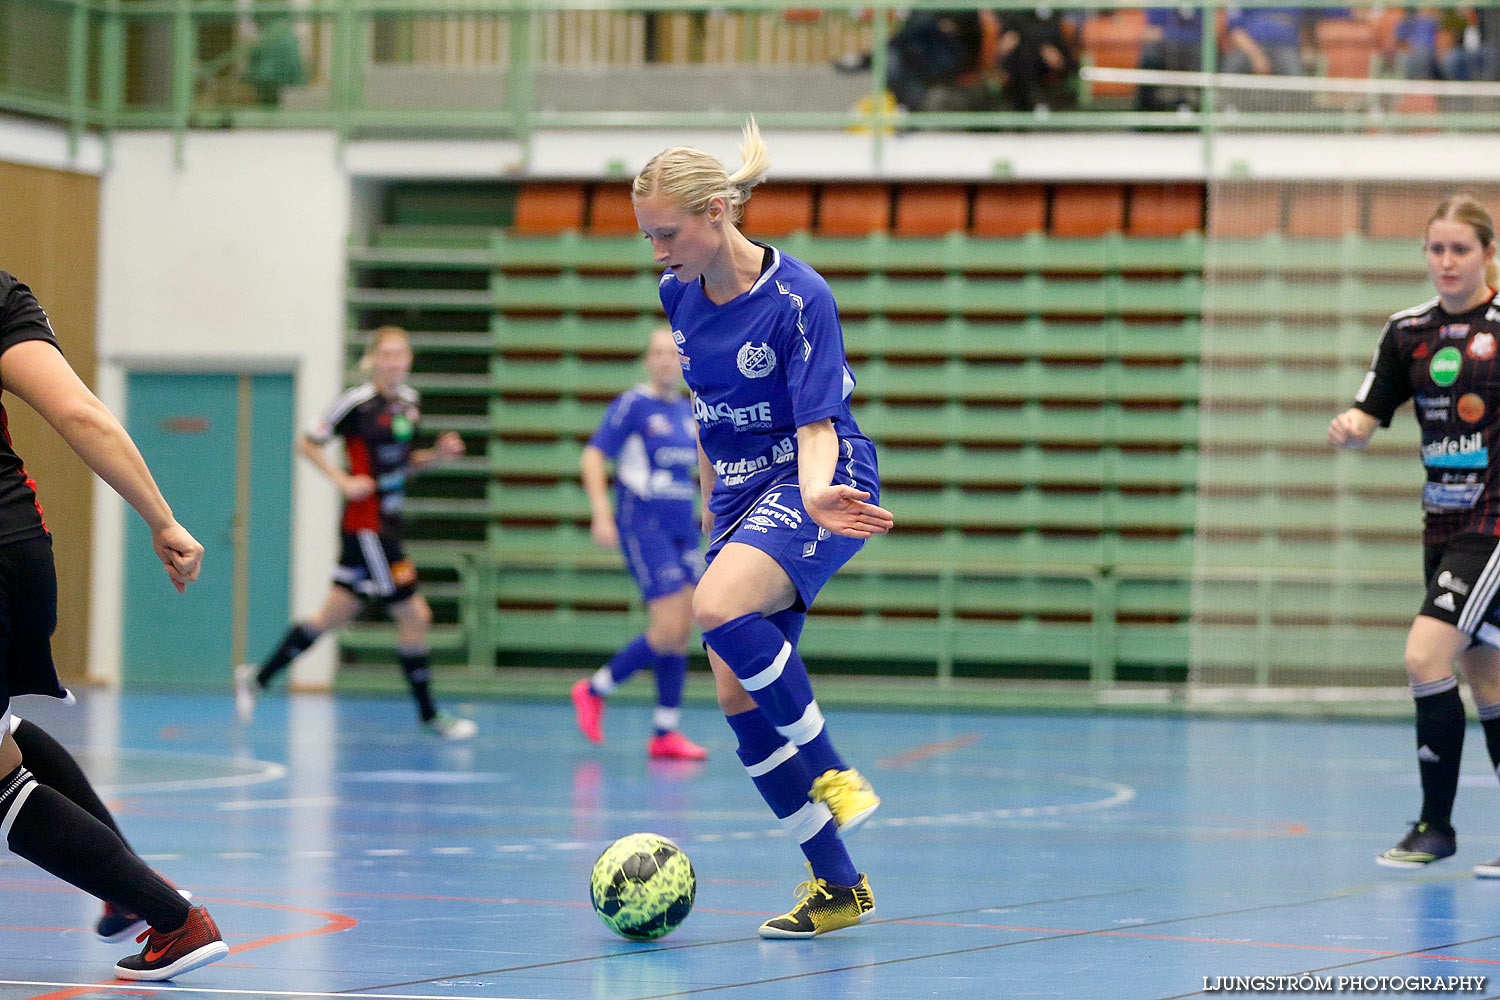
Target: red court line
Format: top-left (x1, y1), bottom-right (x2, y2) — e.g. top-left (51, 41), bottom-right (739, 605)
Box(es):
top-left (20, 896), bottom-right (357, 1000)
top-left (878, 732), bottom-right (981, 768)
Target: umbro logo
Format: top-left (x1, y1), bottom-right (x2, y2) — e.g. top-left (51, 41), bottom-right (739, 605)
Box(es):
top-left (1418, 744), bottom-right (1442, 763)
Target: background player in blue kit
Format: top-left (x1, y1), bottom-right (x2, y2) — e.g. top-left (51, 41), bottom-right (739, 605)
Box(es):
top-left (236, 326), bottom-right (476, 739)
top-left (1330, 194), bottom-right (1500, 875)
top-left (632, 120), bottom-right (895, 939)
top-left (572, 327), bottom-right (709, 760)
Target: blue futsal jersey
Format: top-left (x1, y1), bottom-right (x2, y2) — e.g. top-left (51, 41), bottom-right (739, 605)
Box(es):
top-left (588, 386), bottom-right (699, 530)
top-left (658, 245), bottom-right (878, 530)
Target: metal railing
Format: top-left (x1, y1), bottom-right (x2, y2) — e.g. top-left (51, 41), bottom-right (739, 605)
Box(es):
top-left (8, 1), bottom-right (1500, 161)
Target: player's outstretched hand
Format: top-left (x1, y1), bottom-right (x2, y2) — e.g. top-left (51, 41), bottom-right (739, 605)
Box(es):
top-left (802, 484), bottom-right (894, 539)
top-left (341, 473), bottom-right (377, 500)
top-left (435, 431), bottom-right (466, 459)
top-left (1328, 407), bottom-right (1378, 450)
top-left (153, 521), bottom-right (204, 593)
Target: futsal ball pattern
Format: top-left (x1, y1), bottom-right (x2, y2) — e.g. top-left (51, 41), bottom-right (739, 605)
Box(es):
top-left (589, 833), bottom-right (696, 940)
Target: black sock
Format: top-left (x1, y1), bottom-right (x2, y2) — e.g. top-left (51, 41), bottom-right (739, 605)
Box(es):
top-left (10, 719), bottom-right (132, 853)
top-left (257, 622), bottom-right (321, 688)
top-left (2, 766), bottom-right (189, 931)
top-left (1413, 677), bottom-right (1466, 828)
top-left (398, 646), bottom-right (437, 722)
top-left (1478, 701), bottom-right (1500, 778)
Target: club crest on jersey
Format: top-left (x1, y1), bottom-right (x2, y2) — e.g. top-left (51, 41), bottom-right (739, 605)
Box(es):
top-left (1441, 323), bottom-right (1471, 339)
top-left (1469, 332), bottom-right (1496, 360)
top-left (736, 342), bottom-right (777, 379)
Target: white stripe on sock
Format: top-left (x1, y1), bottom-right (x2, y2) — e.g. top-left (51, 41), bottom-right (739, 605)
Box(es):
top-left (0, 778), bottom-right (37, 843)
top-left (745, 740), bottom-right (798, 778)
top-left (776, 701), bottom-right (826, 746)
top-left (781, 801), bottom-right (835, 844)
top-left (740, 641), bottom-right (792, 692)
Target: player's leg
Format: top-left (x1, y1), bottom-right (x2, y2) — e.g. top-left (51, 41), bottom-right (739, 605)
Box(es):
top-left (236, 584), bottom-right (361, 721)
top-left (0, 715), bottom-right (224, 978)
top-left (696, 546), bottom-right (873, 937)
top-left (644, 584), bottom-right (704, 759)
top-left (1378, 614), bottom-right (1470, 868)
top-left (389, 592), bottom-right (475, 739)
top-left (1462, 639), bottom-right (1500, 877)
top-left (5, 714), bottom-right (190, 940)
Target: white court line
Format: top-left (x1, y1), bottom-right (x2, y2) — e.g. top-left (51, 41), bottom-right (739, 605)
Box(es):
top-left (0, 982), bottom-right (541, 1000)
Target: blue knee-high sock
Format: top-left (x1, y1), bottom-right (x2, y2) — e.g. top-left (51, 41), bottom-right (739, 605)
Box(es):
top-left (591, 634), bottom-right (656, 696)
top-left (703, 613), bottom-right (846, 778)
top-left (766, 608), bottom-right (806, 646)
top-left (726, 709), bottom-right (858, 886)
top-left (652, 652), bottom-right (688, 737)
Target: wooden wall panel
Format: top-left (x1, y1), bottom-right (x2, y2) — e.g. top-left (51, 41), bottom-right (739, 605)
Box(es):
top-left (0, 160), bottom-right (100, 684)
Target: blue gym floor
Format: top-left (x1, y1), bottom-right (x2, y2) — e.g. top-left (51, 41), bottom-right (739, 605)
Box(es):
top-left (3, 688), bottom-right (1500, 1000)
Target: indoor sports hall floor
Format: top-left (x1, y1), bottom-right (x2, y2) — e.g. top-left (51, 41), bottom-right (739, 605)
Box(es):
top-left (3, 689), bottom-right (1500, 1000)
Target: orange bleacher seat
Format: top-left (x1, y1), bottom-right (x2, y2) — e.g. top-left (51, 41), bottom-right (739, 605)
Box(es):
top-left (1051, 184), bottom-right (1126, 237)
top-left (1208, 183), bottom-right (1284, 238)
top-left (895, 184), bottom-right (970, 237)
top-left (1367, 185), bottom-right (1447, 239)
top-left (1080, 9), bottom-right (1146, 99)
top-left (514, 182), bottom-right (586, 234)
top-left (971, 184), bottom-right (1046, 237)
top-left (1129, 184), bottom-right (1204, 238)
top-left (587, 184), bottom-right (640, 236)
top-left (818, 183), bottom-right (890, 236)
top-left (743, 184), bottom-right (814, 237)
top-left (1316, 16), bottom-right (1378, 79)
top-left (1285, 186), bottom-right (1362, 239)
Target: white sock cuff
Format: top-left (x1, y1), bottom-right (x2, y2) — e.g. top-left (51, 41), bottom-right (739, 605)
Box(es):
top-left (590, 666), bottom-right (616, 696)
top-left (652, 706), bottom-right (681, 731)
top-left (0, 766), bottom-right (37, 843)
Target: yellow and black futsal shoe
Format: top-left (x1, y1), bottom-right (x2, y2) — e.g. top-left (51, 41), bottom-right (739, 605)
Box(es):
top-left (758, 867), bottom-right (875, 939)
top-left (1376, 820), bottom-right (1456, 869)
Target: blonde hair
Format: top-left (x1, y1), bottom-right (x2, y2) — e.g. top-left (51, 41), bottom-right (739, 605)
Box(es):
top-left (358, 325), bottom-right (410, 375)
top-left (1429, 193), bottom-right (1500, 289)
top-left (631, 118), bottom-right (771, 224)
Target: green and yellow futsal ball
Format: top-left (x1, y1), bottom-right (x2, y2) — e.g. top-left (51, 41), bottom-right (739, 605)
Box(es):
top-left (589, 832), bottom-right (696, 940)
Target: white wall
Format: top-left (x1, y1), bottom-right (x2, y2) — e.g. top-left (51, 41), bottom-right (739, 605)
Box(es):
top-left (92, 130), bottom-right (349, 690)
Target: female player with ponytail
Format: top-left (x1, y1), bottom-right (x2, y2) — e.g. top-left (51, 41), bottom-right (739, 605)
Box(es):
top-left (632, 120), bottom-right (894, 938)
top-left (1332, 193), bottom-right (1500, 875)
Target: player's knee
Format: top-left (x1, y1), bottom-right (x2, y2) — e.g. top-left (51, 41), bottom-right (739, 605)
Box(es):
top-left (692, 589), bottom-right (736, 633)
top-left (1404, 643), bottom-right (1455, 682)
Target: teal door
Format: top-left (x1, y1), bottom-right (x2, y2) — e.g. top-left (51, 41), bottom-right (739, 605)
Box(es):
top-left (122, 372), bottom-right (293, 688)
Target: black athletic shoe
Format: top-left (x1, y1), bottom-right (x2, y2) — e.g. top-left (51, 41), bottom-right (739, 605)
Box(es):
top-left (1376, 820), bottom-right (1456, 869)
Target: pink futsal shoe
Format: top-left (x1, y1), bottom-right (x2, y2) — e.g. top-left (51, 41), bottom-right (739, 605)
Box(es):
top-left (571, 678), bottom-right (604, 743)
top-left (648, 730), bottom-right (708, 760)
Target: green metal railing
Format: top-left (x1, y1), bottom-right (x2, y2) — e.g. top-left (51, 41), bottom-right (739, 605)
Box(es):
top-left (7, 1), bottom-right (1500, 163)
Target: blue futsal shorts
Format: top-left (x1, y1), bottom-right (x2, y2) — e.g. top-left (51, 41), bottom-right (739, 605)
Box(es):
top-left (705, 480), bottom-right (874, 612)
top-left (620, 522), bottom-right (705, 602)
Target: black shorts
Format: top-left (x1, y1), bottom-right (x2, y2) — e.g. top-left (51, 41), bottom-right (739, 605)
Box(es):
top-left (1422, 532), bottom-right (1500, 645)
top-left (332, 529), bottom-right (418, 605)
top-left (0, 534), bottom-right (65, 718)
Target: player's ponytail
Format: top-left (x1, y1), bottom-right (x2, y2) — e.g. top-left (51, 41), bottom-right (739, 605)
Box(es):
top-left (632, 117), bottom-right (770, 226)
top-left (1429, 193), bottom-right (1500, 290)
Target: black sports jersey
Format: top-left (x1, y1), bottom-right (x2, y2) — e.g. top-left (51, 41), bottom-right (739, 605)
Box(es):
top-left (1356, 290), bottom-right (1500, 544)
top-left (308, 382), bottom-right (419, 535)
top-left (0, 273), bottom-right (57, 548)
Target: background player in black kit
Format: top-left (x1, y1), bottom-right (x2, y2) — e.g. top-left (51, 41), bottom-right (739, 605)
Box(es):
top-left (0, 270), bottom-right (227, 979)
top-left (1331, 193), bottom-right (1500, 876)
top-left (237, 326), bottom-right (476, 739)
